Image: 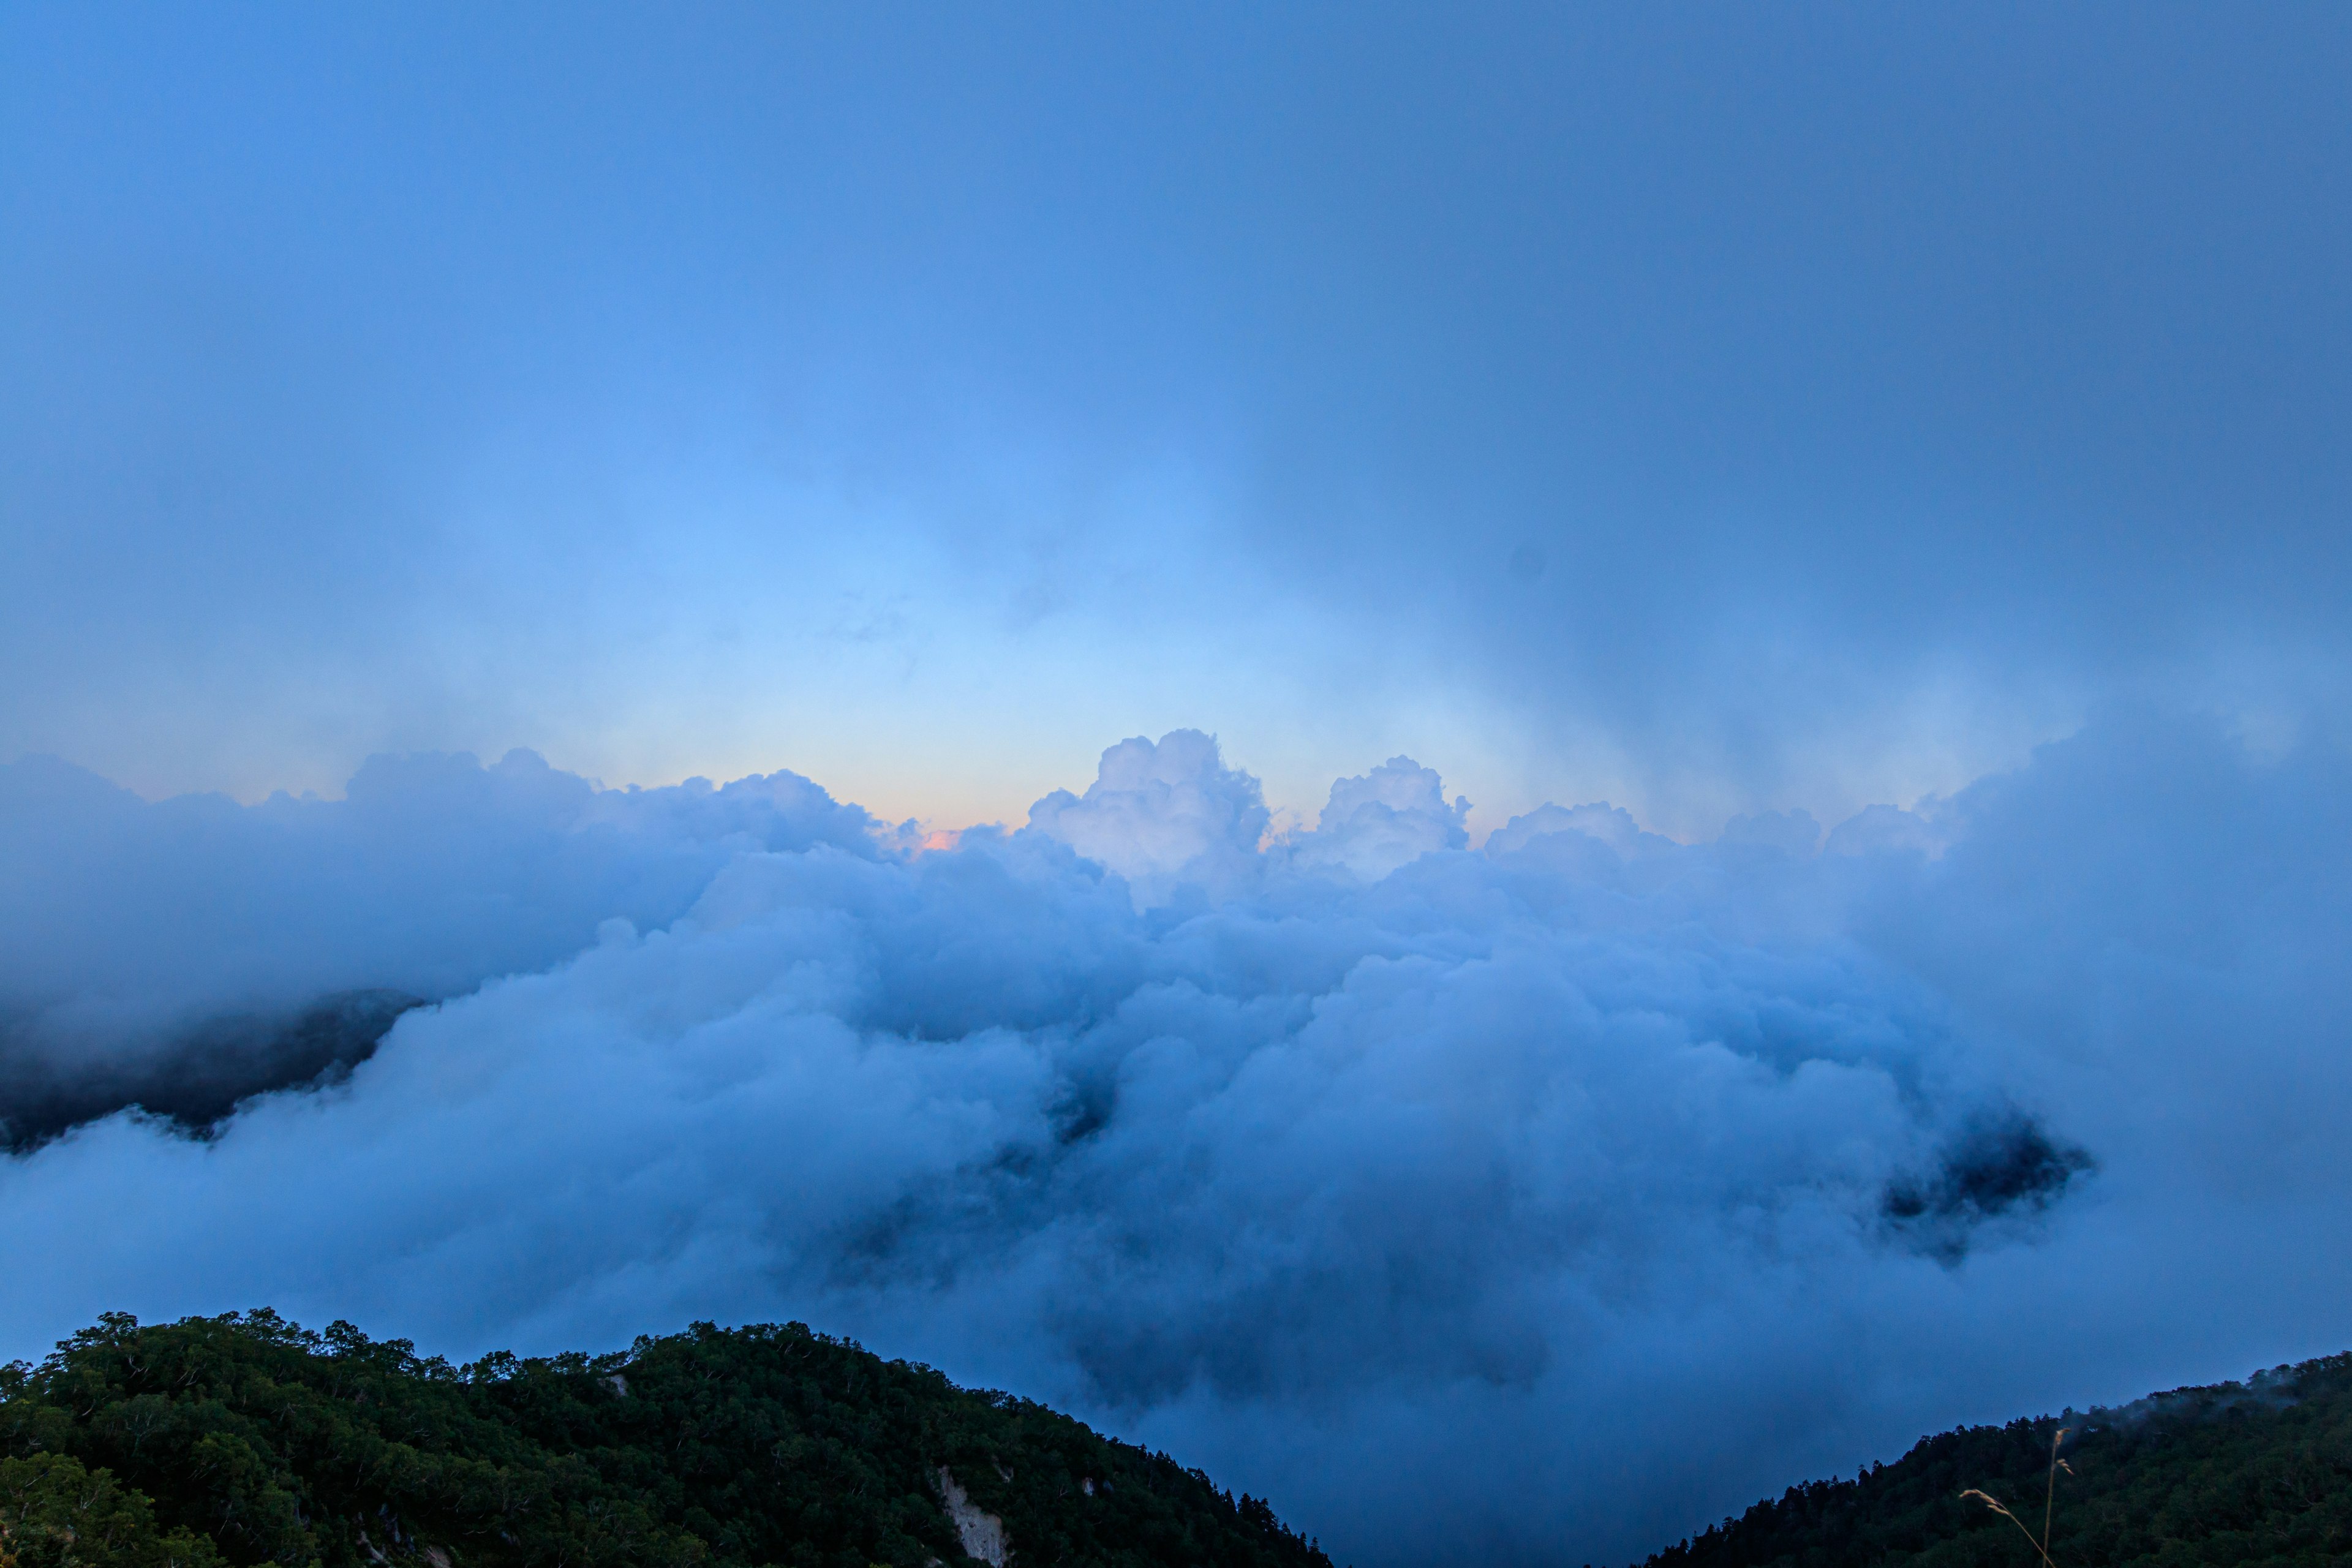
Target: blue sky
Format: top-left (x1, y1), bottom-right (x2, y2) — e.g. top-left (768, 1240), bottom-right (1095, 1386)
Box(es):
top-left (8, 2), bottom-right (2349, 834)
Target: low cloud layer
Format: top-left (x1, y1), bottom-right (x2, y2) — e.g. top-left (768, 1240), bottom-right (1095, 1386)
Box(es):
top-left (0, 748), bottom-right (891, 1142)
top-left (4, 716), bottom-right (2348, 1567)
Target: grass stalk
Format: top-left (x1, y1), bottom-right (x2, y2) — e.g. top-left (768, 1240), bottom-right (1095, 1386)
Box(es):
top-left (1961, 1426), bottom-right (2072, 1567)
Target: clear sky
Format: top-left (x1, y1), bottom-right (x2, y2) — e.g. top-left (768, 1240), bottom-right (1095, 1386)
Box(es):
top-left (7, 2), bottom-right (2349, 835)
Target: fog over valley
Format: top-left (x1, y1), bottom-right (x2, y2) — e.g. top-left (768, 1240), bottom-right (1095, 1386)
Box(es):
top-left (6, 716), bottom-right (2346, 1566)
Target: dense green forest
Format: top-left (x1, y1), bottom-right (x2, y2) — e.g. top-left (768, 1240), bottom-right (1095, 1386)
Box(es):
top-left (0, 1311), bottom-right (1330, 1568)
top-left (1637, 1352), bottom-right (2352, 1568)
top-left (12, 1311), bottom-right (2351, 1568)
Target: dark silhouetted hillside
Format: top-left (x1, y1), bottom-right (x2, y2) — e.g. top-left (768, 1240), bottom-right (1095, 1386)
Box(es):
top-left (0, 1311), bottom-right (1330, 1568)
top-left (1637, 1353), bottom-right (2352, 1568)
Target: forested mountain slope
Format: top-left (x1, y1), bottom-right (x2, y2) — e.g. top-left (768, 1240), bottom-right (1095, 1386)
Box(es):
top-left (1637, 1352), bottom-right (2352, 1568)
top-left (0, 1311), bottom-right (1330, 1568)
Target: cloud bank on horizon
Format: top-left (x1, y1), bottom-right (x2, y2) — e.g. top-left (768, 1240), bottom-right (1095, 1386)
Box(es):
top-left (5, 719), bottom-right (2348, 1568)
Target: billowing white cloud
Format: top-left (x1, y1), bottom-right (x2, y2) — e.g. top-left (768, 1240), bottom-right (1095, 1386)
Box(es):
top-left (2, 717), bottom-right (2348, 1568)
top-left (1026, 729), bottom-right (1269, 905)
top-left (1286, 755), bottom-right (1472, 881)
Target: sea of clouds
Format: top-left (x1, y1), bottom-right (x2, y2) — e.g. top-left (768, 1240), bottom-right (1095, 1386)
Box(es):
top-left (3, 715), bottom-right (2349, 1567)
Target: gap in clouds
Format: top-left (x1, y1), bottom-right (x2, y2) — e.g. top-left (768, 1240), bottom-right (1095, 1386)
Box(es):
top-left (2, 714), bottom-right (2347, 1568)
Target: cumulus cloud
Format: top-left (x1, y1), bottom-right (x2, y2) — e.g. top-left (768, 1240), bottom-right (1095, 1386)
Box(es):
top-left (1286, 756), bottom-right (1471, 881)
top-left (1026, 730), bottom-right (1269, 905)
top-left (2, 718), bottom-right (2348, 1568)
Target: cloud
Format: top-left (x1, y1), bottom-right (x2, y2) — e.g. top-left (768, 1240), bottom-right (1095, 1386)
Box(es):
top-left (1027, 729), bottom-right (1268, 905)
top-left (2, 718), bottom-right (2348, 1568)
top-left (0, 747), bottom-right (893, 1142)
top-left (0, 989), bottom-right (421, 1155)
top-left (1286, 756), bottom-right (1471, 881)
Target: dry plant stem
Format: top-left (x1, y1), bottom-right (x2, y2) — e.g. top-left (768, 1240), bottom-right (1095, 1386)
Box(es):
top-left (1959, 1491), bottom-right (2055, 1568)
top-left (1961, 1426), bottom-right (2071, 1567)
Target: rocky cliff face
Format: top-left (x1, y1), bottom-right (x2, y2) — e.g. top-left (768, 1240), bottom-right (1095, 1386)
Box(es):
top-left (938, 1468), bottom-right (1012, 1567)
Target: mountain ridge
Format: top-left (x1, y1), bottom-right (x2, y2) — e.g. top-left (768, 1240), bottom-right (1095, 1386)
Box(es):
top-left (0, 1311), bottom-right (1329, 1568)
top-left (11, 1311), bottom-right (2351, 1568)
top-left (1632, 1351), bottom-right (2352, 1568)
